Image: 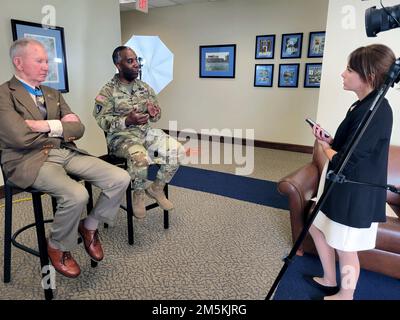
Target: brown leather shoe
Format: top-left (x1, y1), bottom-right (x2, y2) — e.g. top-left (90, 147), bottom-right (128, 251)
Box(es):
top-left (78, 220), bottom-right (104, 262)
top-left (47, 243), bottom-right (81, 278)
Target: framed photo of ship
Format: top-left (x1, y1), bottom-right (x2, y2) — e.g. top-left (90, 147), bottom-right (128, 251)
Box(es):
top-left (254, 64), bottom-right (274, 87)
top-left (278, 63), bottom-right (300, 88)
top-left (199, 44), bottom-right (236, 78)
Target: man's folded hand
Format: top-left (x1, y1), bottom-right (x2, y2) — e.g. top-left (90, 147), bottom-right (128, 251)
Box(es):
top-left (25, 120), bottom-right (50, 133)
top-left (61, 113), bottom-right (80, 122)
top-left (147, 102), bottom-right (160, 118)
top-left (125, 110), bottom-right (149, 126)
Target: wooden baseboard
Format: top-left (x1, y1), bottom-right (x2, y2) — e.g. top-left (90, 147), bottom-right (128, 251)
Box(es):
top-left (0, 133), bottom-right (312, 199)
top-left (164, 129), bottom-right (313, 154)
top-left (254, 140), bottom-right (313, 153)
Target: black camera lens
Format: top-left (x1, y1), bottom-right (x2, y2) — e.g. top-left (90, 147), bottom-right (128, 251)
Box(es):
top-left (365, 5), bottom-right (400, 37)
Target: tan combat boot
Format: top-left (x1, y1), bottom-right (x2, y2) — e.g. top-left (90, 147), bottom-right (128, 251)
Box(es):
top-left (132, 190), bottom-right (146, 219)
top-left (146, 180), bottom-right (174, 211)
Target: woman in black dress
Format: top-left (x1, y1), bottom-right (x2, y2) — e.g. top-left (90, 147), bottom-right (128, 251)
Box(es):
top-left (309, 44), bottom-right (396, 300)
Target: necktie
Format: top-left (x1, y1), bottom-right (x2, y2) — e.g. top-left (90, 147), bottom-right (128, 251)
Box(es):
top-left (20, 82), bottom-right (47, 119)
top-left (35, 91), bottom-right (47, 119)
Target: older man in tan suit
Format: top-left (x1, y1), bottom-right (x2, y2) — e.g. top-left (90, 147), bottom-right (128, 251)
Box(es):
top-left (0, 38), bottom-right (131, 278)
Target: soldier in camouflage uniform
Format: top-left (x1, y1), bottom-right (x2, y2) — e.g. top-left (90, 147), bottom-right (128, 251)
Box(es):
top-left (93, 46), bottom-right (185, 219)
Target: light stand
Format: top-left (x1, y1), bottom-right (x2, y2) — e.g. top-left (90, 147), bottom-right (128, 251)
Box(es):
top-left (266, 58), bottom-right (400, 300)
top-left (138, 57), bottom-right (143, 80)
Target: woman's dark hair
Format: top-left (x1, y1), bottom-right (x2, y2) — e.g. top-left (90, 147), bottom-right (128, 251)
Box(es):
top-left (348, 44), bottom-right (396, 89)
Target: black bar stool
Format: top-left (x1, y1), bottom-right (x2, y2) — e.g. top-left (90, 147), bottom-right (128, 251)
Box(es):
top-left (100, 132), bottom-right (169, 245)
top-left (1, 154), bottom-right (95, 300)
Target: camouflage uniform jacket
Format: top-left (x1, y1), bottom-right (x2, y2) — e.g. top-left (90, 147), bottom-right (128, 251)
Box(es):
top-left (93, 74), bottom-right (161, 145)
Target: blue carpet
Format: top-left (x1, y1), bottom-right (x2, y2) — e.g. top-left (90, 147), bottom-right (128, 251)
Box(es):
top-left (273, 254), bottom-right (400, 300)
top-left (149, 165), bottom-right (288, 210)
top-left (150, 165), bottom-right (399, 300)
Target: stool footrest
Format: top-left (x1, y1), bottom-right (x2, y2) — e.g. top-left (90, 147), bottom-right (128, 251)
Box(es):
top-left (146, 203), bottom-right (159, 210)
top-left (11, 219), bottom-right (53, 257)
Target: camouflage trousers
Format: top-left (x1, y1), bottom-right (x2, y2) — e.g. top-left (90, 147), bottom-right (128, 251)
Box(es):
top-left (112, 128), bottom-right (185, 190)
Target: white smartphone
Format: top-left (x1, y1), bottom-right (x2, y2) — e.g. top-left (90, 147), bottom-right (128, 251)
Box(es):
top-left (305, 118), bottom-right (331, 138)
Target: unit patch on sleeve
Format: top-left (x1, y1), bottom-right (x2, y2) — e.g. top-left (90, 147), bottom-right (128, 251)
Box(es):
top-left (95, 104), bottom-right (103, 114)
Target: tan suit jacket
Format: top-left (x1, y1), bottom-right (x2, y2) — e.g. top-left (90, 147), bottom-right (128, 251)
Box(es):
top-left (0, 76), bottom-right (86, 189)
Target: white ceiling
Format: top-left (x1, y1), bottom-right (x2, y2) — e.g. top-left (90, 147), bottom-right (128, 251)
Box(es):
top-left (120, 0), bottom-right (218, 11)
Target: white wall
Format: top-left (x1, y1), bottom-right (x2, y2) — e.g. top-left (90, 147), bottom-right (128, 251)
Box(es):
top-left (0, 0), bottom-right (121, 155)
top-left (0, 0), bottom-right (121, 184)
top-left (318, 0), bottom-right (400, 145)
top-left (121, 0), bottom-right (329, 146)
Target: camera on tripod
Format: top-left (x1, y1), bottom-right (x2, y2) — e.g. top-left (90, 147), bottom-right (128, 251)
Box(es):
top-left (365, 2), bottom-right (400, 37)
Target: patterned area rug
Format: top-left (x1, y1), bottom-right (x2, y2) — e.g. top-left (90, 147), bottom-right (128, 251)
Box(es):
top-left (0, 185), bottom-right (292, 300)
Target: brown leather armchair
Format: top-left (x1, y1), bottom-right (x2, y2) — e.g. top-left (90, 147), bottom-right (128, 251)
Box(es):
top-left (278, 140), bottom-right (400, 279)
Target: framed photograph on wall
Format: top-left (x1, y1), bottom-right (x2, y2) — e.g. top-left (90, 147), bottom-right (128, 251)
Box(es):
top-left (278, 63), bottom-right (300, 88)
top-left (308, 31), bottom-right (325, 58)
top-left (254, 64), bottom-right (274, 87)
top-left (255, 35), bottom-right (275, 59)
top-left (199, 44), bottom-right (236, 78)
top-left (304, 63), bottom-right (322, 88)
top-left (280, 33), bottom-right (303, 59)
top-left (11, 19), bottom-right (69, 92)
